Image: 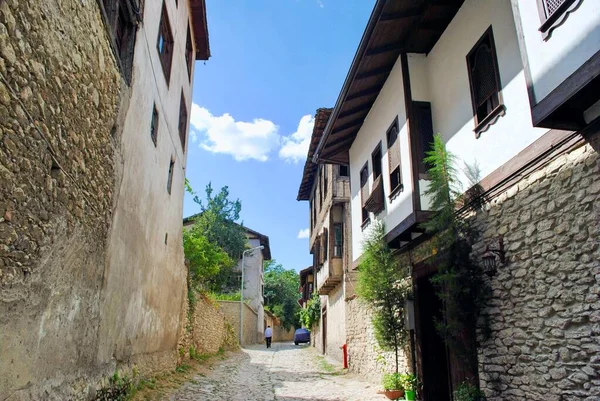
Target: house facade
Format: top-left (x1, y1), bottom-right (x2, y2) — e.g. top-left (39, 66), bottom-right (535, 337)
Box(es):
top-left (297, 108), bottom-right (353, 362)
top-left (0, 0), bottom-right (209, 398)
top-left (313, 0), bottom-right (599, 400)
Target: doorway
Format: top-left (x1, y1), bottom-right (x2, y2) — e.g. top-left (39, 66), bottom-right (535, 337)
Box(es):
top-left (322, 307), bottom-right (327, 355)
top-left (415, 273), bottom-right (451, 401)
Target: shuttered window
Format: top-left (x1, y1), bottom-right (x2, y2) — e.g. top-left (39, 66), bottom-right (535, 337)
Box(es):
top-left (150, 103), bottom-right (159, 147)
top-left (101, 0), bottom-right (137, 84)
top-left (322, 228), bottom-right (328, 262)
top-left (466, 27), bottom-right (503, 134)
top-left (185, 25), bottom-right (194, 80)
top-left (386, 118), bottom-right (402, 194)
top-left (360, 163), bottom-right (369, 225)
top-left (167, 157), bottom-right (175, 194)
top-left (413, 102), bottom-right (434, 177)
top-left (157, 2), bottom-right (174, 84)
top-left (179, 92), bottom-right (188, 152)
top-left (333, 223), bottom-right (343, 258)
top-left (536, 0), bottom-right (577, 38)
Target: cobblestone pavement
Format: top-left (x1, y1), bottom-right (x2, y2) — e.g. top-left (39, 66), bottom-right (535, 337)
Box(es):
top-left (167, 342), bottom-right (385, 401)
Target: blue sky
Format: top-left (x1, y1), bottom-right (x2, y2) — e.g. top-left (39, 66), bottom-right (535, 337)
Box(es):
top-left (184, 0), bottom-right (374, 272)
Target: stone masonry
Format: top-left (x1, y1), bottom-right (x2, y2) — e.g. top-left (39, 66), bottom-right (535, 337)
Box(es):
top-left (0, 0), bottom-right (122, 399)
top-left (476, 134), bottom-right (600, 401)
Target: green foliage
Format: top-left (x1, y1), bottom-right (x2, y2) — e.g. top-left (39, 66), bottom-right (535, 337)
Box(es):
top-left (453, 382), bottom-right (486, 401)
top-left (382, 372), bottom-right (402, 391)
top-left (399, 373), bottom-right (419, 391)
top-left (184, 181), bottom-right (247, 294)
top-left (422, 134), bottom-right (490, 373)
top-left (299, 292), bottom-right (321, 329)
top-left (263, 260), bottom-right (301, 329)
top-left (207, 291), bottom-right (241, 301)
top-left (356, 220), bottom-right (411, 373)
top-left (94, 371), bottom-right (134, 401)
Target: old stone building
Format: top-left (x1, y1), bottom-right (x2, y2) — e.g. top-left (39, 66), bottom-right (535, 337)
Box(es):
top-left (311, 0), bottom-right (599, 400)
top-left (0, 0), bottom-right (209, 399)
top-left (297, 107), bottom-right (355, 363)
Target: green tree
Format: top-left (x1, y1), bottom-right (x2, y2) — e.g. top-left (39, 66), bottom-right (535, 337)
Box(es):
top-left (422, 134), bottom-right (490, 376)
top-left (184, 180), bottom-right (247, 293)
top-left (357, 221), bottom-right (411, 374)
top-left (263, 260), bottom-right (301, 329)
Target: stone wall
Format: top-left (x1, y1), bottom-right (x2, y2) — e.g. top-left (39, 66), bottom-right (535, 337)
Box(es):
top-left (346, 297), bottom-right (411, 384)
top-left (178, 294), bottom-right (237, 359)
top-left (0, 0), bottom-right (122, 399)
top-left (476, 135), bottom-right (600, 401)
top-left (218, 300), bottom-right (259, 345)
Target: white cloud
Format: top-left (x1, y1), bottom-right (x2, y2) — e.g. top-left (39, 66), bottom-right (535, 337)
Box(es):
top-left (190, 104), bottom-right (280, 162)
top-left (278, 114), bottom-right (315, 164)
top-left (317, 0), bottom-right (324, 8)
top-left (190, 130), bottom-right (198, 143)
top-left (297, 228), bottom-right (310, 239)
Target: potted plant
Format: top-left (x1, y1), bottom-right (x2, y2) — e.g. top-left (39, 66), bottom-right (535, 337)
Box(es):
top-left (400, 373), bottom-right (418, 400)
top-left (453, 382), bottom-right (486, 401)
top-left (378, 372), bottom-right (404, 400)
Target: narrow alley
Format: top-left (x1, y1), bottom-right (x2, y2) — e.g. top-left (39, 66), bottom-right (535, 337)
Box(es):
top-left (166, 344), bottom-right (382, 401)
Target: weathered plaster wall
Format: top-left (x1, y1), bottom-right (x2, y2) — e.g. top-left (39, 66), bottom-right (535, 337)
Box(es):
top-left (346, 297), bottom-right (411, 384)
top-left (218, 300), bottom-right (259, 345)
top-left (0, 0), bottom-right (122, 399)
top-left (476, 135), bottom-right (600, 401)
top-left (178, 295), bottom-right (237, 359)
top-left (324, 284), bottom-right (346, 362)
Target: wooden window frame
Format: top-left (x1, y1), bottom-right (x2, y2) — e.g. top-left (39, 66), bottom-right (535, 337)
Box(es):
top-left (386, 117), bottom-right (403, 200)
top-left (536, 0), bottom-right (580, 40)
top-left (167, 157), bottom-right (175, 194)
top-left (100, 0), bottom-right (137, 84)
top-left (150, 103), bottom-right (159, 147)
top-left (413, 101), bottom-right (435, 179)
top-left (178, 91), bottom-right (188, 153)
top-left (371, 142), bottom-right (382, 181)
top-left (157, 2), bottom-right (174, 84)
top-left (322, 228), bottom-right (328, 263)
top-left (323, 165), bottom-right (328, 200)
top-left (359, 162), bottom-right (370, 229)
top-left (466, 26), bottom-right (505, 137)
top-left (185, 23), bottom-right (194, 81)
top-left (333, 223), bottom-right (343, 258)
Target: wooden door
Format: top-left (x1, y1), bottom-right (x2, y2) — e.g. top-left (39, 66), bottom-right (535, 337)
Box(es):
top-left (322, 307), bottom-right (327, 355)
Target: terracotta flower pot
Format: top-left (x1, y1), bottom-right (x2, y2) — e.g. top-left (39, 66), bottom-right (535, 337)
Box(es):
top-left (377, 389), bottom-right (405, 400)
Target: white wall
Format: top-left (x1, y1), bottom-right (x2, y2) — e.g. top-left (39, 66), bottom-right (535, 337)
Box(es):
top-left (316, 210), bottom-right (331, 291)
top-left (410, 0), bottom-right (547, 189)
top-left (511, 0), bottom-right (600, 103)
top-left (348, 57), bottom-right (413, 262)
top-left (99, 0), bottom-right (196, 363)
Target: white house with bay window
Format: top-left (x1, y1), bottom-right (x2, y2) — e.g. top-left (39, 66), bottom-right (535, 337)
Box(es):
top-left (313, 0), bottom-right (599, 399)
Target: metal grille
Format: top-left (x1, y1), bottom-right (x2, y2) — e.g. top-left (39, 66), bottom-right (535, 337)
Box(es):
top-left (471, 43), bottom-right (497, 107)
top-left (545, 0), bottom-right (567, 16)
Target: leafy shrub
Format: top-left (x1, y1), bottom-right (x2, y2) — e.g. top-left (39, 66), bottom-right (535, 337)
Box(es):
top-left (382, 372), bottom-right (402, 391)
top-left (298, 292), bottom-right (321, 329)
top-left (453, 382), bottom-right (486, 401)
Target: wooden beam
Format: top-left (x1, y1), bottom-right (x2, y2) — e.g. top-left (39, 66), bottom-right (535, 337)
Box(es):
top-left (379, 8), bottom-right (423, 22)
top-left (346, 86), bottom-right (381, 101)
top-left (366, 42), bottom-right (406, 56)
top-left (338, 104), bottom-right (372, 119)
top-left (356, 65), bottom-right (393, 80)
top-left (331, 117), bottom-right (364, 135)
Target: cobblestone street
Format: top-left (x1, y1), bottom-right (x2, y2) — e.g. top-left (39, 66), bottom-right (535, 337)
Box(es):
top-left (167, 343), bottom-right (384, 401)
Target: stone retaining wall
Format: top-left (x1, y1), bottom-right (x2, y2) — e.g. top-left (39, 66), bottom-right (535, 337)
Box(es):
top-left (476, 135), bottom-right (600, 401)
top-left (218, 300), bottom-right (259, 345)
top-left (178, 294), bottom-right (237, 360)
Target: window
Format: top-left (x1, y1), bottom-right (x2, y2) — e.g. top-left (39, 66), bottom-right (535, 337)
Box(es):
top-left (339, 165), bottom-right (349, 177)
top-left (360, 163), bottom-right (369, 226)
top-left (157, 3), bottom-right (174, 83)
top-left (167, 157), bottom-right (175, 194)
top-left (323, 166), bottom-right (328, 200)
top-left (386, 118), bottom-right (402, 196)
top-left (466, 27), bottom-right (503, 135)
top-left (413, 102), bottom-right (434, 177)
top-left (179, 92), bottom-right (188, 152)
top-left (185, 24), bottom-right (194, 80)
top-left (312, 190), bottom-right (317, 227)
top-left (537, 0), bottom-right (578, 38)
top-left (319, 168), bottom-right (323, 210)
top-left (333, 223), bottom-right (343, 258)
top-left (150, 103), bottom-right (159, 147)
top-left (101, 0), bottom-right (137, 83)
top-left (372, 143), bottom-right (382, 180)
top-left (322, 228), bottom-right (328, 262)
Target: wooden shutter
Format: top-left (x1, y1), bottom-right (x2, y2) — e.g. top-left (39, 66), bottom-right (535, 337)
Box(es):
top-left (360, 164), bottom-right (369, 206)
top-left (413, 102), bottom-right (434, 176)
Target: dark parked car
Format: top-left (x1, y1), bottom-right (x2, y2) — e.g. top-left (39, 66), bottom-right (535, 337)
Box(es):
top-left (294, 328), bottom-right (310, 345)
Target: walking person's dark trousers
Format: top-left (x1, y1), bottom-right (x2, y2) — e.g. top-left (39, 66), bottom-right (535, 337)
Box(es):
top-left (266, 336), bottom-right (272, 348)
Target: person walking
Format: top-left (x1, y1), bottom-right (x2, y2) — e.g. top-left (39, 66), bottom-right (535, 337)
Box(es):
top-left (265, 325), bottom-right (272, 348)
